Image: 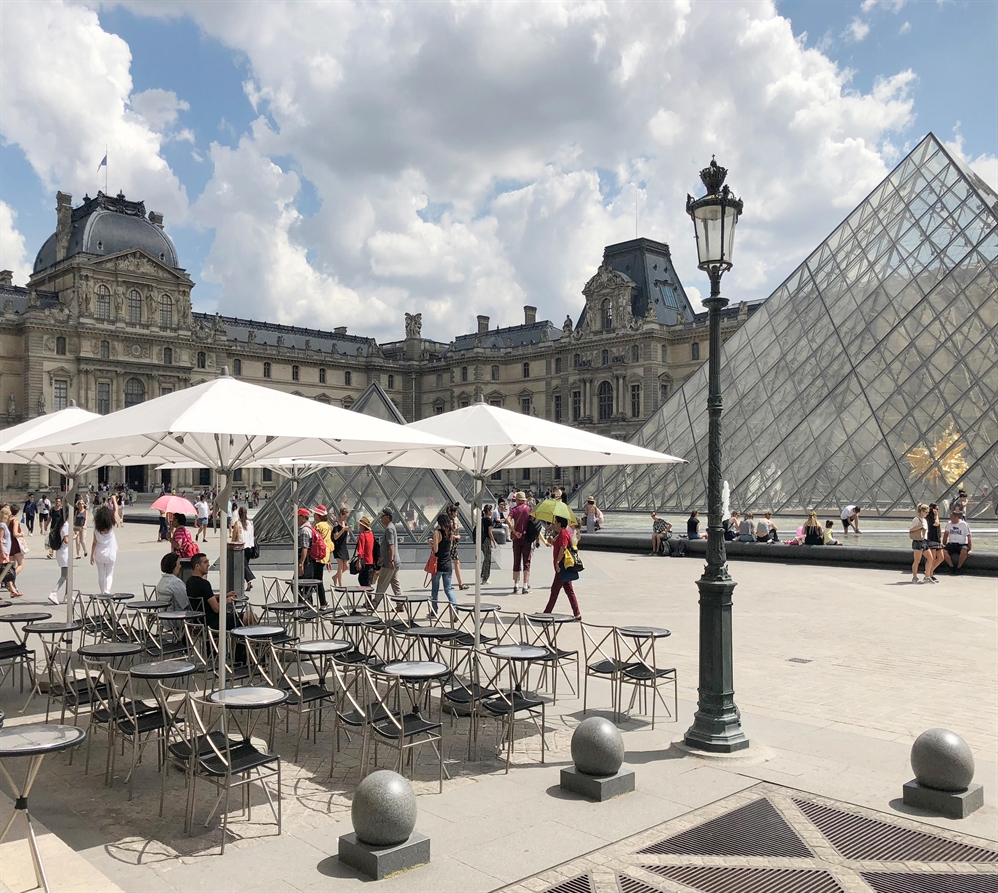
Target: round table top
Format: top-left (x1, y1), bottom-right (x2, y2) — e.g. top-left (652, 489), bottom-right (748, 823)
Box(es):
top-left (0, 723), bottom-right (86, 757)
top-left (489, 644), bottom-right (549, 661)
top-left (78, 641), bottom-right (143, 658)
top-left (618, 625), bottom-right (672, 639)
top-left (159, 610), bottom-right (204, 621)
top-left (382, 660), bottom-right (450, 680)
top-left (526, 613), bottom-right (576, 624)
top-left (231, 625), bottom-right (285, 639)
top-left (333, 615), bottom-right (379, 627)
top-left (128, 600), bottom-right (173, 611)
top-left (0, 612), bottom-right (52, 624)
top-left (454, 603), bottom-right (501, 613)
top-left (403, 626), bottom-right (460, 640)
top-left (0, 600), bottom-right (12, 609)
top-left (130, 659), bottom-right (197, 679)
top-left (390, 593), bottom-right (431, 603)
top-left (92, 592), bottom-right (134, 602)
top-left (295, 639), bottom-right (352, 655)
top-left (295, 579), bottom-right (320, 588)
top-left (266, 602), bottom-right (309, 613)
top-left (208, 686), bottom-right (289, 709)
top-left (24, 620), bottom-right (82, 635)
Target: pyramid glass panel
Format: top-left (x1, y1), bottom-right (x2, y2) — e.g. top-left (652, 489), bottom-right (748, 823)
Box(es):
top-left (586, 134), bottom-right (998, 518)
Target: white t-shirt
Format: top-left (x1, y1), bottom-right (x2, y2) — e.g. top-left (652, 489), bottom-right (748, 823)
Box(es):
top-left (241, 520), bottom-right (255, 549)
top-left (910, 516), bottom-right (928, 540)
top-left (945, 519), bottom-right (971, 545)
top-left (94, 529), bottom-right (118, 563)
top-left (194, 500), bottom-right (209, 520)
top-left (756, 519), bottom-right (772, 537)
top-left (840, 505), bottom-right (858, 521)
top-left (56, 522), bottom-right (70, 567)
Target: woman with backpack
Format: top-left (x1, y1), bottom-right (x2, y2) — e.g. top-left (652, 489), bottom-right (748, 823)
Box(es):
top-left (429, 511), bottom-right (456, 618)
top-left (170, 513), bottom-right (198, 559)
top-left (90, 505), bottom-right (118, 594)
top-left (541, 512), bottom-right (582, 620)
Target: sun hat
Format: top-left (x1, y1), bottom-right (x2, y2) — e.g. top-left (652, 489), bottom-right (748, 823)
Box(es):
top-left (359, 516), bottom-right (372, 529)
top-left (297, 508), bottom-right (310, 518)
top-left (515, 491), bottom-right (527, 501)
top-left (313, 504), bottom-right (328, 515)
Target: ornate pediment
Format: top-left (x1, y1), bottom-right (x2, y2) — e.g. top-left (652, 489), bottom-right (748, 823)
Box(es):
top-left (582, 261), bottom-right (635, 298)
top-left (88, 249), bottom-right (190, 282)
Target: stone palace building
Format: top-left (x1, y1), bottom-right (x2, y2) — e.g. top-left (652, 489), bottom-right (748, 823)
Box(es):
top-left (0, 190), bottom-right (756, 497)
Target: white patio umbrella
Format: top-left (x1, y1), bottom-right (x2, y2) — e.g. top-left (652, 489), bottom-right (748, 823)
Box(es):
top-left (0, 403), bottom-right (149, 623)
top-left (17, 371), bottom-right (462, 688)
top-left (405, 401), bottom-right (686, 645)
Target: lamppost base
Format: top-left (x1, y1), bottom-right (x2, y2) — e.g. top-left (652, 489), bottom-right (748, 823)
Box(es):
top-left (684, 726), bottom-right (750, 754)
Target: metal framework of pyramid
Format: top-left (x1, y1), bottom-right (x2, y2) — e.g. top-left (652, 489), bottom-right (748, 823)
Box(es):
top-left (586, 133), bottom-right (998, 518)
top-left (252, 381), bottom-right (483, 544)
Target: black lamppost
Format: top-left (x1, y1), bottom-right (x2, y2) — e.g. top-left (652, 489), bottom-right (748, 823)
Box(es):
top-left (683, 159), bottom-right (749, 753)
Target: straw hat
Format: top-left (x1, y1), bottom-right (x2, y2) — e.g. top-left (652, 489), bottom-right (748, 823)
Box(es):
top-left (515, 491), bottom-right (527, 501)
top-left (358, 516), bottom-right (372, 530)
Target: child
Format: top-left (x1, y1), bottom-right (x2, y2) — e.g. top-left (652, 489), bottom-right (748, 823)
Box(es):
top-left (823, 520), bottom-right (842, 546)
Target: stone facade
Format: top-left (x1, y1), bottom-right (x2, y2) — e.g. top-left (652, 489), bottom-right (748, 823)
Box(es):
top-left (0, 192), bottom-right (757, 497)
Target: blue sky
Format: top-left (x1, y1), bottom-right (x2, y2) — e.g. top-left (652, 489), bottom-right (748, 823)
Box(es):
top-left (1, 1), bottom-right (994, 340)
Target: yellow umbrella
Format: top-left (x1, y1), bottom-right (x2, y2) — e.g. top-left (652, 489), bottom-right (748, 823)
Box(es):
top-left (531, 499), bottom-right (579, 528)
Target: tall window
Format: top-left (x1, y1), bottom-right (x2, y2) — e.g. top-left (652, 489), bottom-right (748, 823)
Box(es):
top-left (555, 357), bottom-right (562, 374)
top-left (660, 382), bottom-right (670, 403)
top-left (319, 367), bottom-right (326, 384)
top-left (691, 342), bottom-right (700, 361)
top-left (197, 351), bottom-right (206, 369)
top-left (436, 373), bottom-right (443, 387)
top-left (520, 467), bottom-right (530, 481)
top-left (292, 365), bottom-right (300, 381)
top-left (387, 374), bottom-right (395, 389)
top-left (233, 469), bottom-right (243, 483)
top-left (164, 347), bottom-right (174, 366)
top-left (262, 468), bottom-right (273, 482)
top-left (100, 340), bottom-right (110, 360)
top-left (97, 381), bottom-right (110, 415)
top-left (522, 362), bottom-right (530, 379)
top-left (554, 394), bottom-right (563, 423)
top-left (55, 336), bottom-right (66, 355)
top-left (572, 390), bottom-right (581, 422)
top-left (231, 357), bottom-right (240, 375)
top-left (573, 353), bottom-right (580, 369)
top-left (602, 349), bottom-right (609, 366)
top-left (128, 290), bottom-right (142, 323)
top-left (630, 383), bottom-right (641, 418)
top-left (520, 395), bottom-right (531, 415)
top-left (53, 379), bottom-right (68, 411)
top-left (631, 344), bottom-right (640, 363)
top-left (160, 296), bottom-right (173, 327)
top-left (598, 380), bottom-right (613, 421)
top-left (461, 366), bottom-right (468, 382)
top-left (263, 362), bottom-right (272, 379)
top-left (491, 365), bottom-right (500, 381)
top-left (96, 285), bottom-right (111, 320)
top-left (662, 345), bottom-right (668, 362)
top-left (344, 370), bottom-right (351, 386)
top-left (602, 299), bottom-right (612, 331)
top-left (124, 377), bottom-right (145, 408)
top-left (199, 469), bottom-right (212, 486)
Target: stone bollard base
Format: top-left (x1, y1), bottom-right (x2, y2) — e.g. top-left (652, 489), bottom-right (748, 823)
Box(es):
top-left (338, 832), bottom-right (430, 880)
top-left (560, 766), bottom-right (635, 802)
top-left (902, 779), bottom-right (984, 819)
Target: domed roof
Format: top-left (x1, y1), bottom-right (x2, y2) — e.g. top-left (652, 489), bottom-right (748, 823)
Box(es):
top-left (33, 192), bottom-right (179, 273)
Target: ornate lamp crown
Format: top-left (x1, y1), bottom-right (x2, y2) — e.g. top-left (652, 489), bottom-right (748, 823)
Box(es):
top-left (699, 157), bottom-right (728, 196)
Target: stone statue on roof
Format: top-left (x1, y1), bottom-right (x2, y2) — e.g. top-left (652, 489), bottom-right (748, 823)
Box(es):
top-left (405, 312), bottom-right (422, 339)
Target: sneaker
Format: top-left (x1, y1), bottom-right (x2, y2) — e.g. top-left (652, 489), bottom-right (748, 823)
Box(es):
top-left (523, 586), bottom-right (530, 594)
top-left (911, 575), bottom-right (920, 583)
top-left (47, 593), bottom-right (62, 605)
top-left (512, 586), bottom-right (518, 594)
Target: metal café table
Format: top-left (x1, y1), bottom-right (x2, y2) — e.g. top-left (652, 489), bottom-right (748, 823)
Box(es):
top-left (0, 613), bottom-right (51, 693)
top-left (382, 660), bottom-right (451, 727)
top-left (91, 592), bottom-right (135, 640)
top-left (21, 620), bottom-right (82, 711)
top-left (389, 593), bottom-right (432, 628)
top-left (485, 644), bottom-right (549, 766)
top-left (617, 626), bottom-right (671, 667)
top-left (78, 640), bottom-right (143, 670)
top-left (264, 602), bottom-right (313, 639)
top-left (401, 626), bottom-right (460, 662)
top-left (208, 685), bottom-right (288, 751)
top-left (294, 639), bottom-right (351, 676)
top-left (328, 614), bottom-right (379, 661)
top-left (0, 723), bottom-right (87, 893)
top-left (130, 658), bottom-right (198, 681)
top-left (231, 626), bottom-right (288, 683)
top-left (126, 599), bottom-right (173, 652)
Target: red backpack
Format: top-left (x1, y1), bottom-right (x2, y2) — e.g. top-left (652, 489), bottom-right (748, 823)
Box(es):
top-left (307, 526), bottom-right (327, 562)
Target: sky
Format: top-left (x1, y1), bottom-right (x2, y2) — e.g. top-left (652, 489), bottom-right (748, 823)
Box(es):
top-left (1, 0), bottom-right (995, 343)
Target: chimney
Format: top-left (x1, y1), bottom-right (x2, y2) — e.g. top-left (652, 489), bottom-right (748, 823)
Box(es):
top-left (0, 271), bottom-right (12, 287)
top-left (55, 192), bottom-right (73, 262)
top-left (334, 326), bottom-right (347, 335)
top-left (524, 305), bottom-right (537, 325)
top-left (148, 211), bottom-right (164, 228)
top-left (477, 315), bottom-right (490, 334)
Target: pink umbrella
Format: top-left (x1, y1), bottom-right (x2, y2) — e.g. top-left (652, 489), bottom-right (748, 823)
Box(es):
top-left (150, 494), bottom-right (197, 516)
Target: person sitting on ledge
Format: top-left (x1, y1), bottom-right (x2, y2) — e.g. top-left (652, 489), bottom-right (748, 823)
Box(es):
top-left (737, 512), bottom-right (755, 542)
top-left (650, 512), bottom-right (672, 554)
top-left (756, 510), bottom-right (779, 543)
top-left (722, 511), bottom-right (740, 541)
top-left (803, 511), bottom-right (824, 546)
top-left (823, 520), bottom-right (842, 545)
top-left (686, 509), bottom-right (701, 540)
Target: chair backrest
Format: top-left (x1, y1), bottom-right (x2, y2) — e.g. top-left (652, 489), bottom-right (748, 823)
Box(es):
top-left (158, 680), bottom-right (194, 770)
top-left (580, 622), bottom-right (619, 669)
top-left (616, 627), bottom-right (666, 672)
top-left (142, 583), bottom-right (158, 600)
top-left (360, 667), bottom-right (404, 737)
top-left (80, 656), bottom-right (115, 722)
top-left (492, 611), bottom-right (523, 646)
top-left (328, 657), bottom-right (371, 725)
top-left (107, 665), bottom-right (140, 724)
top-left (260, 576), bottom-right (282, 606)
top-left (188, 694), bottom-right (234, 772)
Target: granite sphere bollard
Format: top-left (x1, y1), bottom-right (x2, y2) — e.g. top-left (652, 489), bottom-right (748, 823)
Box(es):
top-left (351, 770), bottom-right (417, 845)
top-left (572, 717), bottom-right (625, 776)
top-left (910, 728), bottom-right (975, 792)
top-left (561, 717), bottom-right (634, 801)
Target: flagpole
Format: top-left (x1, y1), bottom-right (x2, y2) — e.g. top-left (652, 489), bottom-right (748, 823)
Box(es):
top-left (105, 144), bottom-right (108, 194)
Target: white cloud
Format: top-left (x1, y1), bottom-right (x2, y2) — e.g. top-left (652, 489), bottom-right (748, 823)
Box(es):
top-left (899, 21), bottom-right (912, 34)
top-left (0, 2), bottom-right (188, 220)
top-left (862, 0), bottom-right (908, 12)
top-left (844, 17), bottom-right (871, 41)
top-left (945, 131), bottom-right (998, 194)
top-left (0, 202), bottom-right (31, 287)
top-left (130, 88), bottom-right (189, 131)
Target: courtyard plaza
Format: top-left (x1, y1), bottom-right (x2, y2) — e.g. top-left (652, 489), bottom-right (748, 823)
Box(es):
top-left (0, 519), bottom-right (995, 893)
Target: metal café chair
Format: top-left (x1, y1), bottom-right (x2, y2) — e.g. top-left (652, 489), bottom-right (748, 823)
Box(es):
top-left (616, 626), bottom-right (677, 729)
top-left (269, 642), bottom-right (337, 761)
top-left (579, 622), bottom-right (625, 721)
top-left (521, 613), bottom-right (580, 704)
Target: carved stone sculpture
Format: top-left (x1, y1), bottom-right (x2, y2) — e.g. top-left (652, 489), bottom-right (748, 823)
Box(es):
top-left (405, 312), bottom-right (422, 339)
top-left (7, 395), bottom-right (15, 419)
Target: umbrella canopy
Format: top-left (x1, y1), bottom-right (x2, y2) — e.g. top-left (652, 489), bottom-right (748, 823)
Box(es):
top-left (150, 494), bottom-right (197, 516)
top-left (532, 499), bottom-right (579, 528)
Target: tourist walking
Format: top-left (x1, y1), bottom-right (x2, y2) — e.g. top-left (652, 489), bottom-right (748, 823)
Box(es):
top-left (687, 509), bottom-right (701, 540)
top-left (45, 512), bottom-right (70, 604)
top-left (356, 516), bottom-right (375, 588)
top-left (509, 491), bottom-right (533, 594)
top-left (330, 506), bottom-right (351, 588)
top-left (46, 498), bottom-right (64, 559)
top-left (194, 495), bottom-right (210, 542)
top-left (542, 513), bottom-right (582, 619)
top-left (7, 505), bottom-right (26, 576)
top-left (91, 505), bottom-right (118, 594)
top-left (909, 504), bottom-right (931, 583)
top-left (480, 504), bottom-right (497, 584)
top-left (925, 503), bottom-right (943, 580)
top-left (942, 510), bottom-right (973, 574)
top-left (296, 508), bottom-right (321, 606)
top-left (373, 509), bottom-right (402, 606)
top-left (170, 513), bottom-right (198, 558)
top-left (447, 503), bottom-right (470, 590)
top-left (73, 497), bottom-right (89, 558)
top-left (429, 511), bottom-right (456, 617)
top-left (38, 495), bottom-right (51, 537)
top-left (584, 496), bottom-right (603, 534)
top-left (312, 505), bottom-right (334, 601)
top-left (0, 506), bottom-right (24, 598)
top-left (23, 495), bottom-right (37, 534)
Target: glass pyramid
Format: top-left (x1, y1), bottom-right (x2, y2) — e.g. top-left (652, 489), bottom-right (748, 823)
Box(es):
top-left (253, 381), bottom-right (484, 543)
top-left (587, 133), bottom-right (998, 518)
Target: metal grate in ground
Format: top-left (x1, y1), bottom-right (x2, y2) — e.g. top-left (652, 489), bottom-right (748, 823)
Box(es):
top-left (541, 874), bottom-right (595, 893)
top-left (615, 875), bottom-right (661, 893)
top-left (645, 864), bottom-right (845, 893)
top-left (861, 873), bottom-right (998, 893)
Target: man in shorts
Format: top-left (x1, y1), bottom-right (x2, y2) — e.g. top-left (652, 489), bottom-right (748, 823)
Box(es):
top-left (509, 491), bottom-right (533, 594)
top-left (650, 512), bottom-right (672, 554)
top-left (38, 495), bottom-right (51, 536)
top-left (373, 509), bottom-right (402, 606)
top-left (942, 511), bottom-right (973, 574)
top-left (194, 496), bottom-right (210, 542)
top-left (840, 504), bottom-right (861, 533)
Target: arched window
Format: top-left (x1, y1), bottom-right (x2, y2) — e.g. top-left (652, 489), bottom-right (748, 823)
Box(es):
top-left (164, 347), bottom-right (173, 366)
top-left (160, 296), bottom-right (173, 328)
top-left (55, 336), bottom-right (66, 355)
top-left (522, 362), bottom-right (530, 379)
top-left (319, 367), bottom-right (326, 384)
top-left (691, 342), bottom-right (700, 361)
top-left (263, 362), bottom-right (272, 379)
top-left (598, 380), bottom-right (614, 421)
top-left (96, 285), bottom-right (111, 320)
top-left (387, 374), bottom-right (395, 389)
top-left (555, 357), bottom-right (562, 374)
top-left (602, 349), bottom-right (609, 366)
top-left (100, 340), bottom-right (110, 360)
top-left (661, 345), bottom-right (668, 362)
top-left (124, 377), bottom-right (145, 408)
top-left (461, 366), bottom-right (468, 382)
top-left (491, 365), bottom-right (500, 381)
top-left (601, 299), bottom-right (612, 331)
top-left (631, 344), bottom-right (640, 363)
top-left (232, 358), bottom-right (241, 375)
top-left (292, 364), bottom-right (300, 381)
top-left (197, 351), bottom-right (206, 369)
top-left (344, 370), bottom-right (352, 386)
top-left (128, 290), bottom-right (142, 324)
